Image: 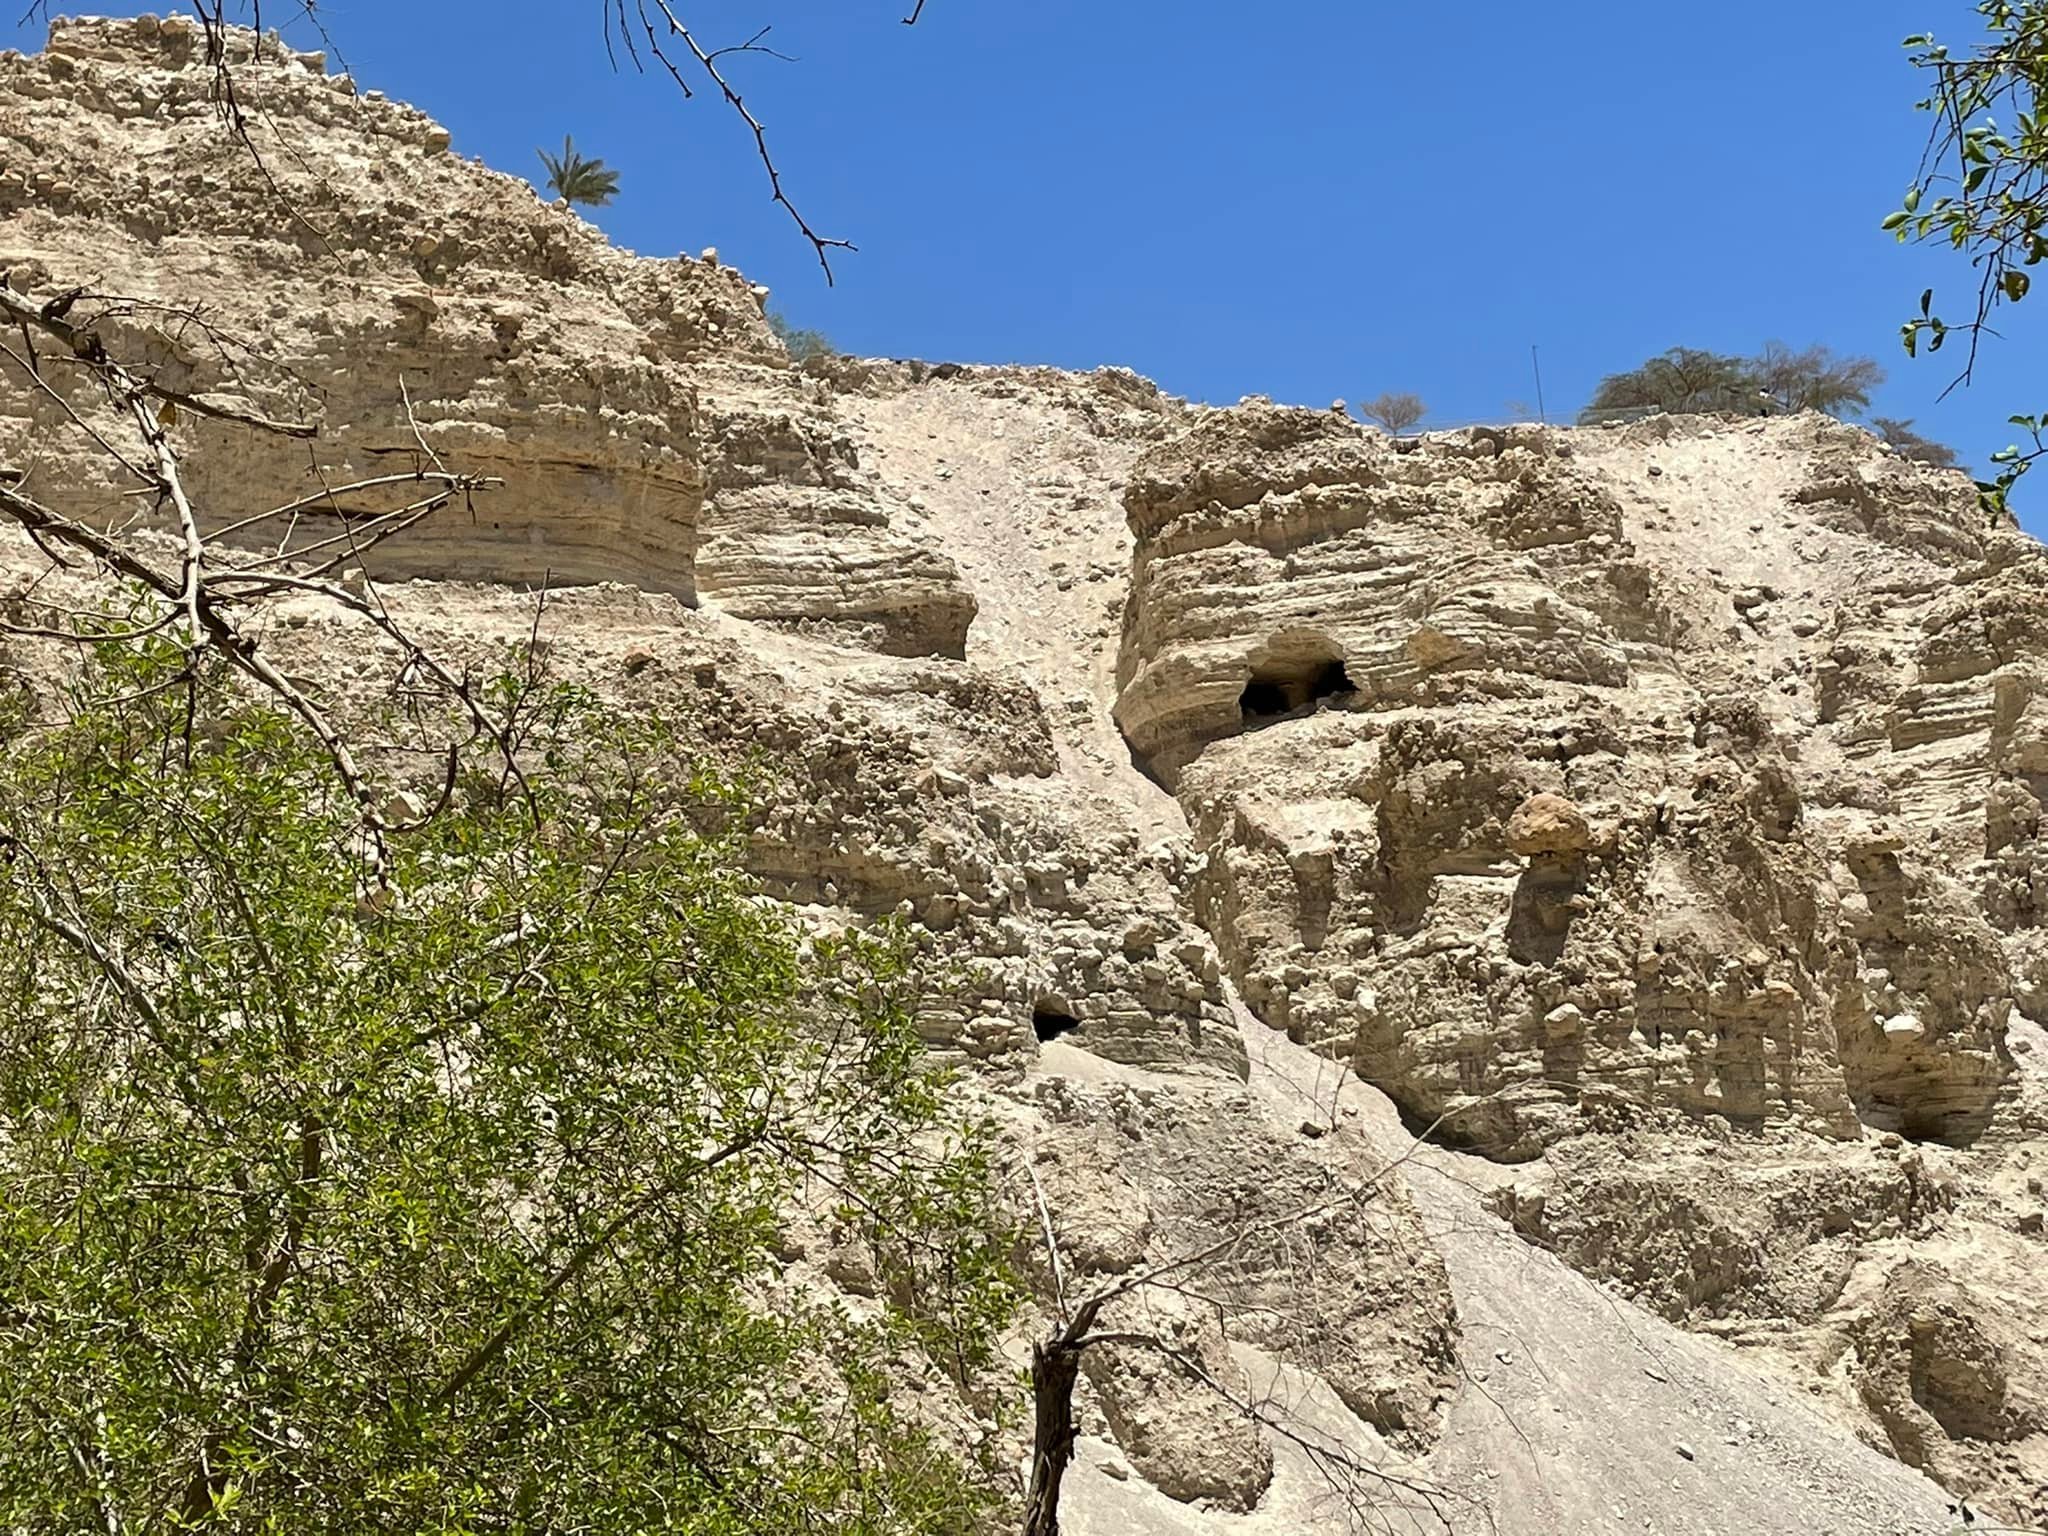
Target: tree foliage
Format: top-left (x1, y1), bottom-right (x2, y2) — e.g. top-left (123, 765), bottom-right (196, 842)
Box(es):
top-left (1579, 347), bottom-right (1759, 421)
top-left (0, 639), bottom-right (1013, 1534)
top-left (1873, 415), bottom-right (1963, 468)
top-left (537, 135), bottom-right (621, 208)
top-left (1891, 3), bottom-right (2048, 512)
top-left (1579, 343), bottom-right (1888, 425)
top-left (768, 310), bottom-right (837, 364)
top-left (1358, 392), bottom-right (1427, 435)
top-left (1752, 342), bottom-right (1885, 416)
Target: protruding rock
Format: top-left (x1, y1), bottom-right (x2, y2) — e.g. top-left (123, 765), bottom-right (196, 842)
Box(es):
top-left (1507, 792), bottom-right (1593, 859)
top-left (1544, 1003), bottom-right (1585, 1039)
top-left (1881, 1013), bottom-right (1927, 1046)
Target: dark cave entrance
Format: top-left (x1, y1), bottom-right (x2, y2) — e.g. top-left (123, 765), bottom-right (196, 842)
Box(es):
top-left (1032, 1002), bottom-right (1082, 1044)
top-left (1239, 656), bottom-right (1356, 724)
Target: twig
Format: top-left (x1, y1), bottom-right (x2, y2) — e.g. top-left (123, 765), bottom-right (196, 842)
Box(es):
top-left (427, 1130), bottom-right (763, 1412)
top-left (0, 288), bottom-right (315, 438)
top-left (638, 0), bottom-right (857, 283)
top-left (1026, 1159), bottom-right (1070, 1324)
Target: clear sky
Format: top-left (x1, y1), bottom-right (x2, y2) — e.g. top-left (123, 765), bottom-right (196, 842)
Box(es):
top-left (8, 1), bottom-right (2043, 529)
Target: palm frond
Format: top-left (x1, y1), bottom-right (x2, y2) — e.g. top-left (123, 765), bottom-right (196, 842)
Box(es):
top-left (537, 135), bottom-right (620, 209)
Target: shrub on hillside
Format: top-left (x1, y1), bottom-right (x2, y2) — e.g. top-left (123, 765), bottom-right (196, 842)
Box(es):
top-left (770, 310), bottom-right (838, 364)
top-left (0, 638), bottom-right (1013, 1534)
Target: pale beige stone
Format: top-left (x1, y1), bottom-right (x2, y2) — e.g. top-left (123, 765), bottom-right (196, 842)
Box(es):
top-left (3, 17), bottom-right (2045, 1529)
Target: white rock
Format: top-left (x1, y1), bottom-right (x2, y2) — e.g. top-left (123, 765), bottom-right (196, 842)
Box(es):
top-left (1881, 1013), bottom-right (1926, 1045)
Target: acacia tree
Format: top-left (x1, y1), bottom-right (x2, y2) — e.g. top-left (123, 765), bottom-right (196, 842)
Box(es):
top-left (1752, 341), bottom-right (1885, 415)
top-left (1578, 344), bottom-right (1891, 425)
top-left (1358, 392), bottom-right (1427, 436)
top-left (0, 281), bottom-right (1015, 1532)
top-left (770, 310), bottom-right (838, 363)
top-left (1874, 415), bottom-right (1963, 468)
top-left (1891, 4), bottom-right (2048, 512)
top-left (1578, 347), bottom-right (1759, 421)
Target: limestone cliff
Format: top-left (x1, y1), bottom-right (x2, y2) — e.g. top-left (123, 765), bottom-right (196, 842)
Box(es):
top-left (1121, 404), bottom-right (2017, 1154)
top-left (5, 16), bottom-right (2047, 1532)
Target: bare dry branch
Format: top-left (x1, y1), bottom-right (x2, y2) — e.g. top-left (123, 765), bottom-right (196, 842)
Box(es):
top-left (0, 278), bottom-right (547, 890)
top-left (0, 287), bottom-right (316, 438)
top-left (631, 0), bottom-right (858, 282)
top-left (1017, 1076), bottom-right (1553, 1536)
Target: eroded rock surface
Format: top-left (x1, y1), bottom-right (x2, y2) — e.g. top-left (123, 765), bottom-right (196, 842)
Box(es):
top-left (1120, 401), bottom-right (2021, 1159)
top-left (0, 15), bottom-right (973, 655)
top-left (4, 16), bottom-right (2046, 1531)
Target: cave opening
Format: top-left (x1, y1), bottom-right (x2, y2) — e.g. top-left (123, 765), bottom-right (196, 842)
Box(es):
top-left (1239, 679), bottom-right (1290, 717)
top-left (1239, 656), bottom-right (1356, 724)
top-left (1032, 1002), bottom-right (1082, 1044)
top-left (1309, 657), bottom-right (1356, 702)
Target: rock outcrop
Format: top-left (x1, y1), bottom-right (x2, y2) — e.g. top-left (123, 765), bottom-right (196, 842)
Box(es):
top-left (1118, 400), bottom-right (2025, 1162)
top-left (6, 16), bottom-right (2048, 1531)
top-left (1, 14), bottom-right (973, 655)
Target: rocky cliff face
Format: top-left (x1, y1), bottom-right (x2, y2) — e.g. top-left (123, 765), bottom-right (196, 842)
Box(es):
top-left (1, 15), bottom-right (974, 654)
top-left (5, 17), bottom-right (2047, 1531)
top-left (1121, 403), bottom-right (2019, 1155)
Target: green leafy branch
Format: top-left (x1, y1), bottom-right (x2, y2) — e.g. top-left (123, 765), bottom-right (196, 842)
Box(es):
top-left (1890, 3), bottom-right (2048, 515)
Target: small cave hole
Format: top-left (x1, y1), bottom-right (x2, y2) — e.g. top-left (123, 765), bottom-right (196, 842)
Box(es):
top-left (1239, 679), bottom-right (1291, 718)
top-left (1238, 656), bottom-right (1357, 724)
top-left (1310, 658), bottom-right (1356, 701)
top-left (1032, 1002), bottom-right (1082, 1044)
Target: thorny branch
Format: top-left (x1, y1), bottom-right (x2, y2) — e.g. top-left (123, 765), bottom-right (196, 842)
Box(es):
top-left (188, 0), bottom-right (341, 250)
top-left (426, 1127), bottom-right (765, 1414)
top-left (1019, 1082), bottom-right (1546, 1535)
top-left (0, 287), bottom-right (315, 439)
top-left (604, 0), bottom-right (937, 281)
top-left (0, 280), bottom-right (535, 892)
top-left (627, 0), bottom-right (866, 282)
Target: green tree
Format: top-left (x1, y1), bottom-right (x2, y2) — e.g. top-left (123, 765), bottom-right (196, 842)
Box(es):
top-left (0, 640), bottom-right (1013, 1534)
top-left (1579, 347), bottom-right (1759, 422)
top-left (1579, 344), bottom-right (1888, 425)
top-left (1891, 5), bottom-right (2048, 512)
top-left (537, 135), bottom-right (621, 208)
top-left (769, 310), bottom-right (838, 364)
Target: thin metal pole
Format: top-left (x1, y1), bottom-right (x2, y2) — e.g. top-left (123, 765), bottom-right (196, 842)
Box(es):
top-left (1531, 345), bottom-right (1548, 425)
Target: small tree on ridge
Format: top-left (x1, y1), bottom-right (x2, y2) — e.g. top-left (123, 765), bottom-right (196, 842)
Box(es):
top-left (1873, 415), bottom-right (1963, 469)
top-left (1359, 391), bottom-right (1427, 435)
top-left (538, 135), bottom-right (621, 208)
top-left (1753, 341), bottom-right (1885, 416)
top-left (769, 310), bottom-right (837, 363)
top-left (1579, 344), bottom-right (1889, 425)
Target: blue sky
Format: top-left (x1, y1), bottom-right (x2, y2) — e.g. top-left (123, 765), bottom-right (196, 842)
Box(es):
top-left (9, 2), bottom-right (2043, 528)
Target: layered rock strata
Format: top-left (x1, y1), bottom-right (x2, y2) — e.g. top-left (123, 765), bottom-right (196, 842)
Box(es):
top-left (5, 15), bottom-right (2046, 1529)
top-left (1117, 404), bottom-right (2022, 1158)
